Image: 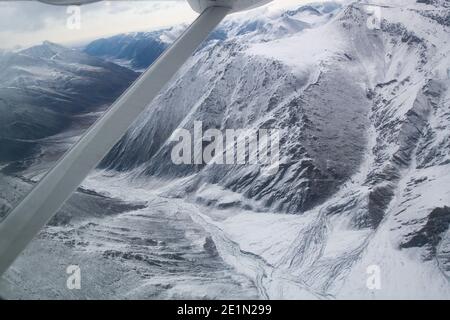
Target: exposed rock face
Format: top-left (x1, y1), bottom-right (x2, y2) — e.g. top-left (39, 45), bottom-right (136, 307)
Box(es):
top-left (400, 206), bottom-right (450, 258)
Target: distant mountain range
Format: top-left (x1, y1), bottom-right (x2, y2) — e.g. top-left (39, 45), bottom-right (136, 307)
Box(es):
top-left (82, 3), bottom-right (340, 71)
top-left (0, 41), bottom-right (137, 164)
top-left (84, 30), bottom-right (170, 71)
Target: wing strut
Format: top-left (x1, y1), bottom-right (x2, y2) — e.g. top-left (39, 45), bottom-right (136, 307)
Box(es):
top-left (0, 6), bottom-right (230, 276)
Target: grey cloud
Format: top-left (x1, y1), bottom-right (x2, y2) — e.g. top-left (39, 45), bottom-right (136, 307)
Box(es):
top-left (0, 0), bottom-right (184, 33)
top-left (0, 2), bottom-right (67, 32)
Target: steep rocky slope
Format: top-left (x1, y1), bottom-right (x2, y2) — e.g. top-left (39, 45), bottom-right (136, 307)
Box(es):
top-left (94, 0), bottom-right (450, 298)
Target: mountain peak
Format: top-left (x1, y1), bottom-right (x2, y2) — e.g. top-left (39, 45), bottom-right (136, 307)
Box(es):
top-left (42, 40), bottom-right (61, 47)
top-left (19, 41), bottom-right (69, 60)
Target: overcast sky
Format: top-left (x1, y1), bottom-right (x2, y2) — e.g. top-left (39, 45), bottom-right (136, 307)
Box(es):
top-left (0, 0), bottom-right (317, 49)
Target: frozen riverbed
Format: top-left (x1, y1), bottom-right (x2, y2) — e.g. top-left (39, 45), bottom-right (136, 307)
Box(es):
top-left (0, 173), bottom-right (257, 299)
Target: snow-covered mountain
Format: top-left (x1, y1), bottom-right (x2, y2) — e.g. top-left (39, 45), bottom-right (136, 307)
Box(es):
top-left (82, 3), bottom-right (341, 72)
top-left (84, 30), bottom-right (171, 71)
top-left (0, 0), bottom-right (449, 299)
top-left (96, 0), bottom-right (450, 298)
top-left (0, 41), bottom-right (137, 164)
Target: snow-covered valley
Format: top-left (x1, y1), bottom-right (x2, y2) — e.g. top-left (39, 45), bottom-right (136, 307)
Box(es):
top-left (0, 0), bottom-right (449, 299)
